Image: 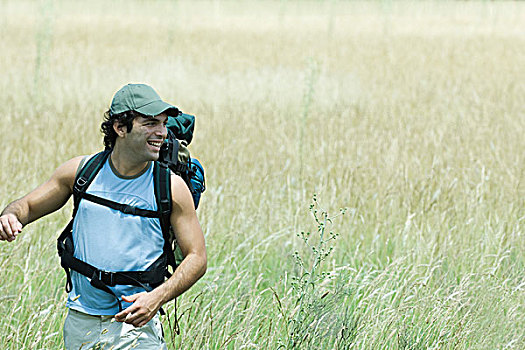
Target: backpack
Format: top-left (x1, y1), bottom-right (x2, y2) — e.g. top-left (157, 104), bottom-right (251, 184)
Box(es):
top-left (159, 112), bottom-right (206, 209)
top-left (56, 111), bottom-right (205, 322)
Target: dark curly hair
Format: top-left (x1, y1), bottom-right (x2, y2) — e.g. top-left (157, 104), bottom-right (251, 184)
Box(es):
top-left (100, 110), bottom-right (144, 149)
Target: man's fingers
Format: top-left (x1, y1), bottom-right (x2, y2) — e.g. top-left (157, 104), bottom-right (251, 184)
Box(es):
top-left (115, 309), bottom-right (130, 321)
top-left (115, 293), bottom-right (144, 321)
top-left (116, 308), bottom-right (147, 326)
top-left (9, 216), bottom-right (22, 232)
top-left (0, 214), bottom-right (22, 241)
top-left (126, 312), bottom-right (150, 327)
top-left (133, 317), bottom-right (149, 328)
top-left (115, 292), bottom-right (156, 327)
top-left (115, 302), bottom-right (139, 322)
top-left (121, 292), bottom-right (146, 303)
top-left (0, 218), bottom-right (14, 240)
top-left (8, 216), bottom-right (22, 236)
top-left (125, 312), bottom-right (135, 323)
top-left (115, 305), bottom-right (153, 327)
top-left (126, 312), bottom-right (147, 325)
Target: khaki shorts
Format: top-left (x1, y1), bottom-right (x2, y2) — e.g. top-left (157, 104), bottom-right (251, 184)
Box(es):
top-left (63, 308), bottom-right (167, 350)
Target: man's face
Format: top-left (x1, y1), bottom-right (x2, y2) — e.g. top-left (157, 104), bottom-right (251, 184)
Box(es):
top-left (120, 113), bottom-right (168, 162)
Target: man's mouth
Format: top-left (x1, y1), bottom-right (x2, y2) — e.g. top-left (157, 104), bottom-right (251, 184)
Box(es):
top-left (147, 140), bottom-right (163, 148)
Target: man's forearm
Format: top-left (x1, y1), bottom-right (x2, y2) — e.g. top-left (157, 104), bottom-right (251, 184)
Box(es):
top-left (154, 252), bottom-right (207, 305)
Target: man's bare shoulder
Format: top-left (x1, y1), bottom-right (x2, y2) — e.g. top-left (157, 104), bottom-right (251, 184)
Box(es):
top-left (57, 156), bottom-right (87, 175)
top-left (52, 156), bottom-right (90, 191)
top-left (169, 173), bottom-right (195, 211)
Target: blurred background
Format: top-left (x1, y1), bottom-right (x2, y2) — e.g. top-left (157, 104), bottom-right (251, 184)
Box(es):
top-left (0, 1), bottom-right (523, 349)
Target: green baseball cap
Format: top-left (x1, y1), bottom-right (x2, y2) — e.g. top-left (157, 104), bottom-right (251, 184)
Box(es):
top-left (110, 83), bottom-right (179, 117)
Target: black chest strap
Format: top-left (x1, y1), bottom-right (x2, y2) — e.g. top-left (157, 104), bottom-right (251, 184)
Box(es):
top-left (76, 192), bottom-right (161, 218)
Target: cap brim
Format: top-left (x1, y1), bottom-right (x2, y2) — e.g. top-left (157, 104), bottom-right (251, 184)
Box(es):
top-left (135, 100), bottom-right (179, 117)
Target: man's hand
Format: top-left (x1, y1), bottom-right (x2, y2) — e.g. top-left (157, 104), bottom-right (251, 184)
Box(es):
top-left (114, 292), bottom-right (164, 327)
top-left (0, 213), bottom-right (23, 242)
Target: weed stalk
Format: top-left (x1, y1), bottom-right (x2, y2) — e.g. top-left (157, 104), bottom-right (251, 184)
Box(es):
top-left (287, 194), bottom-right (346, 348)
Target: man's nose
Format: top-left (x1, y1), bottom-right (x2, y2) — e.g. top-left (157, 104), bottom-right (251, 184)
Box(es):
top-left (156, 124), bottom-right (168, 138)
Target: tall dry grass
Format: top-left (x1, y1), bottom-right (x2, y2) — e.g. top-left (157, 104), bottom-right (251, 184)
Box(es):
top-left (0, 1), bottom-right (523, 349)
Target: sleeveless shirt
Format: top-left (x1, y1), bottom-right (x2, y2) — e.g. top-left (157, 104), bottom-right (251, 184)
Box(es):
top-left (66, 158), bottom-right (165, 315)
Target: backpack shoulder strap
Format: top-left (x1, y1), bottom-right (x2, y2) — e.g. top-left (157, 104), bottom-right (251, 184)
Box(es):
top-left (153, 162), bottom-right (176, 269)
top-left (72, 150), bottom-right (111, 216)
top-left (75, 155), bottom-right (89, 177)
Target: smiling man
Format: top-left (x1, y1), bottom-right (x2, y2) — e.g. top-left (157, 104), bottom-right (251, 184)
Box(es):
top-left (0, 84), bottom-right (207, 349)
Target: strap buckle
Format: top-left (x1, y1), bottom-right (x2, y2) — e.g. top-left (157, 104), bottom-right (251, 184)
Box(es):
top-left (122, 205), bottom-right (137, 215)
top-left (73, 177), bottom-right (87, 193)
top-left (98, 270), bottom-right (115, 286)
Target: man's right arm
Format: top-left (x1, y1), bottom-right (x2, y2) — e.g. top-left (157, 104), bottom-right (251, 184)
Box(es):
top-left (0, 156), bottom-right (84, 242)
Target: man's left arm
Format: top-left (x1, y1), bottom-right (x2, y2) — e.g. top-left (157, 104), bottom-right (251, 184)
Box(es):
top-left (115, 174), bottom-right (207, 327)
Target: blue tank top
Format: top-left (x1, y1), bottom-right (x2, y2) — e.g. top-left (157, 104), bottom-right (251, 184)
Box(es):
top-left (67, 157), bottom-right (165, 315)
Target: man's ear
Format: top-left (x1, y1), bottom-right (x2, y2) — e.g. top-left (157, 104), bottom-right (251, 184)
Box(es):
top-left (113, 121), bottom-right (127, 137)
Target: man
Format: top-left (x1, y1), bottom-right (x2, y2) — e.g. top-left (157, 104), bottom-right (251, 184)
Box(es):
top-left (0, 84), bottom-right (207, 349)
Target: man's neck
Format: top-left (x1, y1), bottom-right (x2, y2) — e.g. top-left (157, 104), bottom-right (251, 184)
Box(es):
top-left (110, 147), bottom-right (150, 177)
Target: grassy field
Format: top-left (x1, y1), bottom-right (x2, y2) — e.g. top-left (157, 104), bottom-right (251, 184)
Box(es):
top-left (0, 0), bottom-right (524, 349)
